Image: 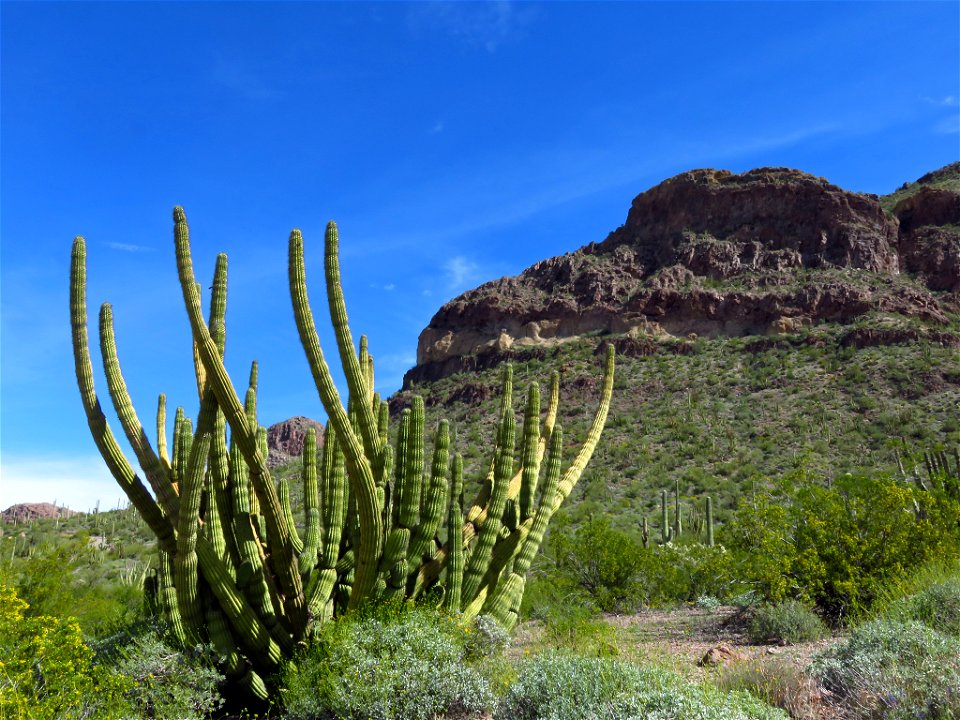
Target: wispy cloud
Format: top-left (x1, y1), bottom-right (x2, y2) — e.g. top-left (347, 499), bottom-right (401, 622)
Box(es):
top-left (923, 95), bottom-right (959, 107)
top-left (0, 455), bottom-right (127, 513)
top-left (344, 120), bottom-right (845, 266)
top-left (406, 1), bottom-right (535, 52)
top-left (935, 115), bottom-right (960, 135)
top-left (105, 241), bottom-right (153, 252)
top-left (430, 120), bottom-right (445, 135)
top-left (443, 256), bottom-right (480, 290)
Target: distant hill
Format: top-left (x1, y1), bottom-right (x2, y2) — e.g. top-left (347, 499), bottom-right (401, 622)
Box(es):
top-left (1, 502), bottom-right (77, 524)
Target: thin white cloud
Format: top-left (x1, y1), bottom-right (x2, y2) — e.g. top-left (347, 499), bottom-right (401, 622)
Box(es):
top-left (0, 455), bottom-right (127, 513)
top-left (431, 121), bottom-right (445, 135)
top-left (383, 283), bottom-right (396, 291)
top-left (443, 256), bottom-right (480, 290)
top-left (406, 1), bottom-right (534, 52)
top-left (105, 241), bottom-right (153, 252)
top-left (922, 95), bottom-right (959, 107)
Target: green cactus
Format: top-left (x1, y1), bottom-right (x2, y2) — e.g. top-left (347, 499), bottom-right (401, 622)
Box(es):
top-left (70, 209), bottom-right (615, 697)
top-left (661, 490), bottom-right (672, 544)
top-left (706, 496), bottom-right (715, 547)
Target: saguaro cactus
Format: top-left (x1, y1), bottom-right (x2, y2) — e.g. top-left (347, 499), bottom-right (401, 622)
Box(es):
top-left (71, 209), bottom-right (615, 696)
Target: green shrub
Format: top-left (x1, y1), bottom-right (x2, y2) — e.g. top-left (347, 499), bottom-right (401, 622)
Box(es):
top-left (280, 605), bottom-right (497, 720)
top-left (723, 476), bottom-right (960, 621)
top-left (747, 601), bottom-right (827, 645)
top-left (639, 543), bottom-right (736, 606)
top-left (551, 517), bottom-right (645, 612)
top-left (0, 534), bottom-right (142, 637)
top-left (496, 652), bottom-right (789, 720)
top-left (540, 603), bottom-right (620, 657)
top-left (810, 619), bottom-right (960, 719)
top-left (886, 577), bottom-right (960, 637)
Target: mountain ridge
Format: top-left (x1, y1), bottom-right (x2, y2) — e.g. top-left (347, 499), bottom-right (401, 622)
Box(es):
top-left (407, 163), bottom-right (959, 388)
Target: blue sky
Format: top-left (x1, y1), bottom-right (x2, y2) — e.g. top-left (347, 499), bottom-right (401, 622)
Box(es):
top-left (1, 1), bottom-right (957, 511)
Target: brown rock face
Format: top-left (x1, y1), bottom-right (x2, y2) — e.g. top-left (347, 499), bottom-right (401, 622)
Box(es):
top-left (408, 165), bottom-right (954, 386)
top-left (265, 416), bottom-right (324, 468)
top-left (1, 503), bottom-right (76, 523)
top-left (603, 167), bottom-right (899, 275)
top-left (894, 185), bottom-right (960, 292)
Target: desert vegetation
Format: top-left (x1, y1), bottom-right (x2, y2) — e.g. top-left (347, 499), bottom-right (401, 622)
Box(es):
top-left (4, 174), bottom-right (960, 719)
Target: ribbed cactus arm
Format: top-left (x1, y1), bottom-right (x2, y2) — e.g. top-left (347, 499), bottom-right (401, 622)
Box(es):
top-left (518, 383), bottom-right (541, 522)
top-left (288, 228), bottom-right (383, 605)
top-left (514, 424), bottom-right (563, 576)
top-left (555, 343), bottom-right (615, 503)
top-left (323, 222), bottom-right (382, 460)
top-left (175, 431), bottom-right (211, 636)
top-left (70, 236), bottom-right (175, 553)
top-left (300, 428), bottom-right (321, 575)
top-left (174, 207), bottom-right (305, 632)
top-left (175, 209), bottom-right (257, 457)
top-left (157, 394), bottom-right (171, 470)
top-left (99, 303), bottom-right (180, 521)
top-left (462, 365), bottom-right (515, 605)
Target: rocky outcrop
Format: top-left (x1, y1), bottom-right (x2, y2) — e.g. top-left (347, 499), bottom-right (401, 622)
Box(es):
top-left (894, 183), bottom-right (960, 292)
top-left (1, 503), bottom-right (76, 524)
top-left (408, 166), bottom-right (956, 386)
top-left (600, 167), bottom-right (900, 275)
top-left (265, 416), bottom-right (324, 468)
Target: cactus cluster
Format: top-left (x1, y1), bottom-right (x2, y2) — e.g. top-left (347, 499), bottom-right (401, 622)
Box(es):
top-left (897, 444), bottom-right (960, 500)
top-left (653, 485), bottom-right (714, 547)
top-left (70, 208), bottom-right (614, 697)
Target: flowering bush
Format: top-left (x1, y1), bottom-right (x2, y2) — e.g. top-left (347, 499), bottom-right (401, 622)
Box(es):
top-left (0, 583), bottom-right (129, 719)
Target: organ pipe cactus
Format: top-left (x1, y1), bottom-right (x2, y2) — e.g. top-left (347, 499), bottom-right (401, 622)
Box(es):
top-left (70, 208), bottom-right (615, 697)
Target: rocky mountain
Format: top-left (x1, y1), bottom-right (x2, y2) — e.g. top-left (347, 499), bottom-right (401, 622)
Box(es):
top-left (265, 416), bottom-right (325, 468)
top-left (407, 164), bottom-right (959, 387)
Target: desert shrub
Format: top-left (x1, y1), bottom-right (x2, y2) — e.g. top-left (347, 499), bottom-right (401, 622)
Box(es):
top-left (102, 629), bottom-right (223, 720)
top-left (465, 613), bottom-right (511, 660)
top-left (550, 516), bottom-right (645, 611)
top-left (721, 489), bottom-right (796, 603)
top-left (748, 601), bottom-right (827, 645)
top-left (723, 476), bottom-right (960, 621)
top-left (885, 576), bottom-right (960, 637)
top-left (0, 583), bottom-right (130, 719)
top-left (638, 542), bottom-right (736, 605)
top-left (540, 603), bottom-right (620, 657)
top-left (717, 658), bottom-right (822, 720)
top-left (810, 619), bottom-right (960, 719)
top-left (0, 534), bottom-right (142, 637)
top-left (280, 604), bottom-right (497, 720)
top-left (696, 594), bottom-right (722, 613)
top-left (496, 652), bottom-right (789, 720)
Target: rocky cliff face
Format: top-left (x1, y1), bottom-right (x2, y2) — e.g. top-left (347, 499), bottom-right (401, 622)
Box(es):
top-left (265, 416), bottom-right (324, 468)
top-left (407, 165), bottom-right (959, 386)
